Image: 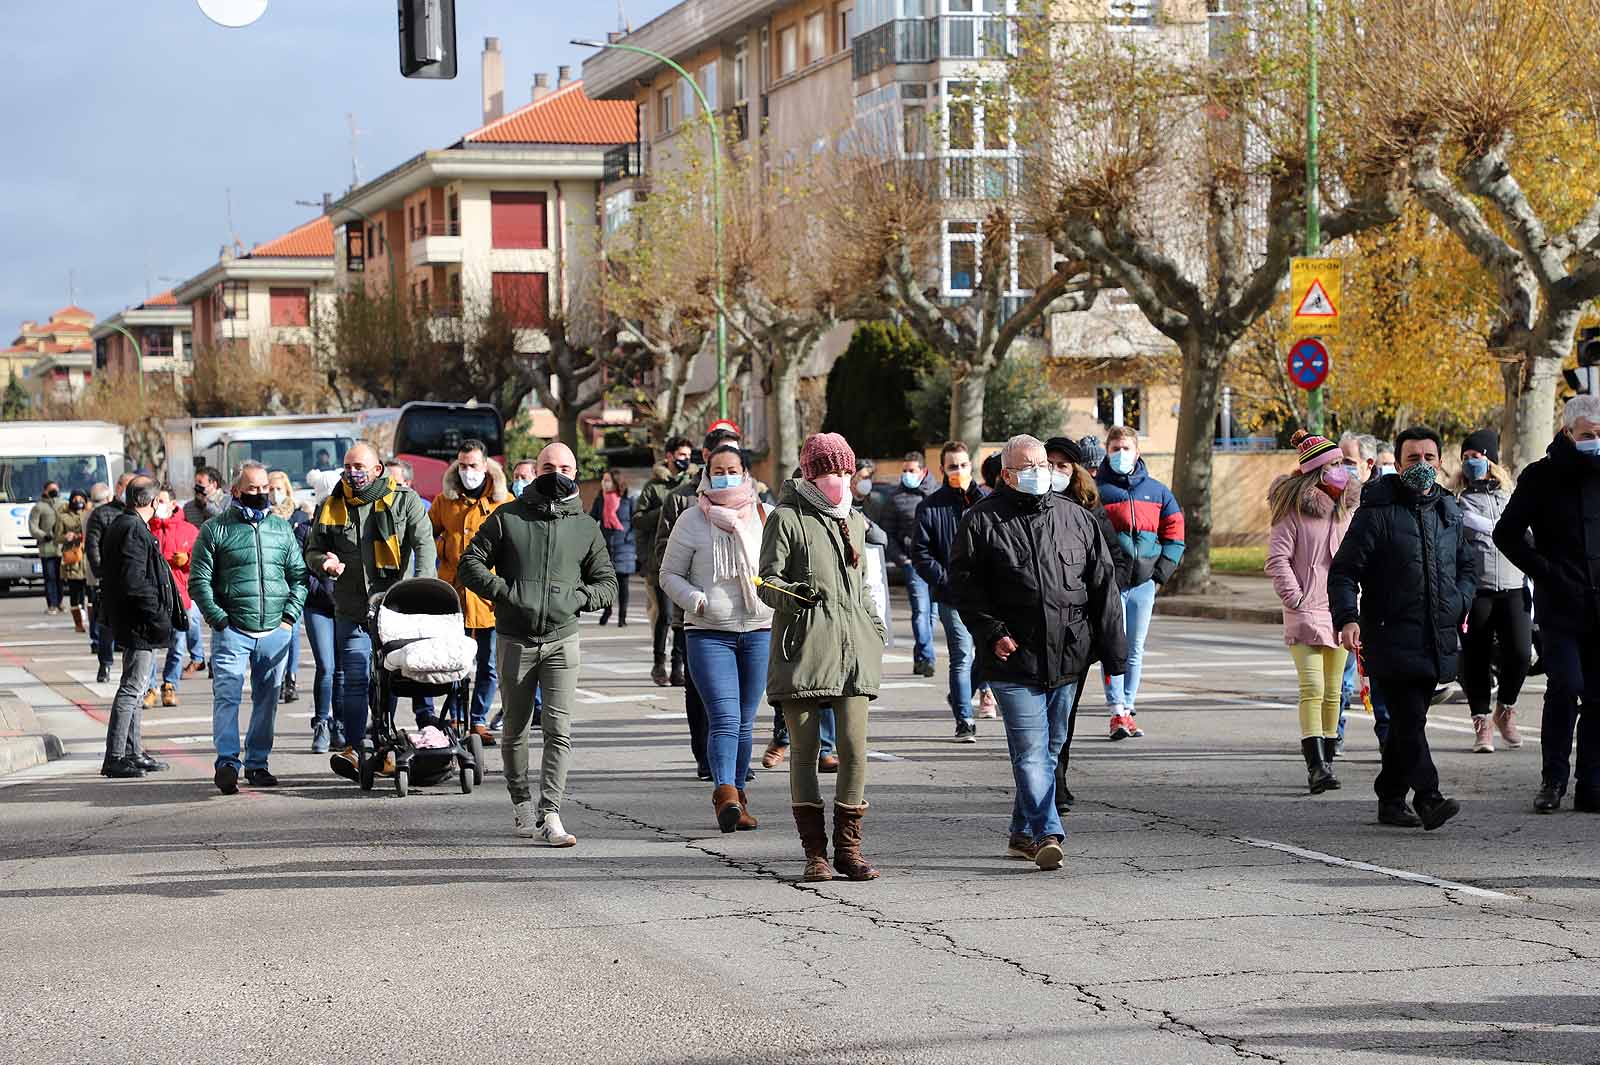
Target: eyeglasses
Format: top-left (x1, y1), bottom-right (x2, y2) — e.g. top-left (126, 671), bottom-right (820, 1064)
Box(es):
top-left (1006, 462), bottom-right (1050, 472)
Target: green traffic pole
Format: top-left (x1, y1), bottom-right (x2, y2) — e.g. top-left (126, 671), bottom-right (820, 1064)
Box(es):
top-left (1304, 0), bottom-right (1324, 434)
top-left (105, 323), bottom-right (145, 401)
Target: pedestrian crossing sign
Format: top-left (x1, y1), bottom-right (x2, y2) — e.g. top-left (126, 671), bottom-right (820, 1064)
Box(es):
top-left (1290, 257), bottom-right (1341, 336)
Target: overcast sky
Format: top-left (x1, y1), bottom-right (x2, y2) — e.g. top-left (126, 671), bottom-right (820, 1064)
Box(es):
top-left (1, 0), bottom-right (675, 331)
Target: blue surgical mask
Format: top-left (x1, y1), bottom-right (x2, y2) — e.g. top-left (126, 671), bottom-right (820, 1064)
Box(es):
top-left (1014, 468), bottom-right (1051, 496)
top-left (511, 478), bottom-right (532, 497)
top-left (900, 471), bottom-right (924, 489)
top-left (1463, 457), bottom-right (1490, 481)
top-left (1109, 450), bottom-right (1137, 476)
top-left (1379, 464), bottom-right (1397, 478)
top-left (710, 473), bottom-right (744, 491)
top-left (1577, 438), bottom-right (1600, 456)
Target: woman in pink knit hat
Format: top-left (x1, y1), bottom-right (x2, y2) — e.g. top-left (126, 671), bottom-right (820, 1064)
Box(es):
top-left (1266, 429), bottom-right (1358, 794)
top-left (756, 432), bottom-right (887, 882)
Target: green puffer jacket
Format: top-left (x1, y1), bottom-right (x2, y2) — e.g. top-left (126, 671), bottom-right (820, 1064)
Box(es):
top-left (190, 508), bottom-right (308, 632)
top-left (303, 484), bottom-right (437, 621)
top-left (457, 487), bottom-right (617, 643)
top-left (756, 480), bottom-right (886, 705)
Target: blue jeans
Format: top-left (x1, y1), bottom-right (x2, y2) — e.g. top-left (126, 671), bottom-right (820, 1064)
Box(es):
top-left (687, 628), bottom-right (772, 788)
top-left (286, 618), bottom-right (302, 680)
top-left (151, 637), bottom-right (183, 690)
top-left (444, 628), bottom-right (497, 727)
top-left (41, 556), bottom-right (62, 609)
top-left (938, 602), bottom-right (976, 726)
top-left (1104, 579), bottom-right (1157, 712)
top-left (1337, 649), bottom-right (1359, 740)
top-left (905, 569), bottom-right (935, 667)
top-left (992, 679), bottom-right (1078, 842)
top-left (211, 624), bottom-right (292, 771)
top-left (184, 603), bottom-right (206, 665)
top-left (305, 609), bottom-right (340, 725)
top-left (335, 617), bottom-right (373, 748)
top-left (773, 705), bottom-right (835, 756)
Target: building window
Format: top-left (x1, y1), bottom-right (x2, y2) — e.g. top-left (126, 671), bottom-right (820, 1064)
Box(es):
top-left (760, 27), bottom-right (771, 88)
top-left (733, 40), bottom-right (747, 101)
top-left (1109, 0), bottom-right (1156, 26)
top-left (217, 281), bottom-right (249, 320)
top-left (805, 12), bottom-right (827, 64)
top-left (903, 102), bottom-right (928, 155)
top-left (407, 205), bottom-right (416, 241)
top-left (448, 192), bottom-right (460, 234)
top-left (696, 61), bottom-right (718, 112)
top-left (947, 81), bottom-right (976, 150)
top-left (490, 191), bottom-right (549, 249)
top-left (492, 272), bottom-right (550, 329)
top-left (94, 336), bottom-right (109, 370)
top-left (345, 224), bottom-right (366, 273)
top-left (1096, 386), bottom-right (1144, 431)
top-left (140, 327), bottom-right (173, 359)
top-left (659, 87), bottom-right (674, 133)
top-left (269, 287), bottom-right (310, 327)
top-left (780, 25), bottom-right (799, 76)
top-left (179, 329), bottom-right (193, 360)
top-left (836, 4), bottom-right (852, 49)
top-left (448, 273), bottom-right (462, 313)
top-left (945, 220), bottom-right (980, 293)
top-left (605, 189), bottom-right (636, 234)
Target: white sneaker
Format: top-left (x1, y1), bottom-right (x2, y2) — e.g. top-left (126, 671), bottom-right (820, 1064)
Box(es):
top-left (512, 800), bottom-right (539, 838)
top-left (537, 812), bottom-right (578, 848)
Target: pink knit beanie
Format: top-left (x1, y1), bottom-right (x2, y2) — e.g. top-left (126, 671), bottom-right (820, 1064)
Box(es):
top-left (1291, 429), bottom-right (1342, 474)
top-left (799, 433), bottom-right (856, 480)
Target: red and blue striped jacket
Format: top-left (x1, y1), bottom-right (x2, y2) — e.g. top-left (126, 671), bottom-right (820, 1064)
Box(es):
top-left (1095, 458), bottom-right (1185, 586)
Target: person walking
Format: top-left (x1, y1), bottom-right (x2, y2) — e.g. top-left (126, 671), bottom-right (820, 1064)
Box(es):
top-left (146, 488), bottom-right (200, 709)
top-left (28, 480), bottom-right (64, 615)
top-left (304, 443), bottom-right (436, 782)
top-left (950, 435), bottom-right (1127, 870)
top-left (459, 442), bottom-right (617, 846)
top-left (913, 441), bottom-right (990, 743)
top-left (430, 439), bottom-right (513, 748)
top-left (1266, 431), bottom-right (1357, 794)
top-left (98, 477), bottom-right (180, 779)
top-left (591, 467), bottom-right (637, 627)
top-left (1330, 426), bottom-right (1475, 830)
top-left (883, 451), bottom-right (937, 678)
top-left (660, 444), bottom-right (774, 833)
top-left (58, 490), bottom-right (90, 633)
top-left (296, 492), bottom-right (342, 755)
top-left (758, 433), bottom-right (886, 883)
top-left (267, 470), bottom-right (309, 706)
top-left (86, 474), bottom-right (134, 683)
top-left (1096, 426), bottom-right (1185, 741)
top-left (189, 463), bottom-right (307, 793)
top-left (1494, 397), bottom-right (1600, 813)
top-left (1449, 429), bottom-right (1531, 756)
top-left (184, 466), bottom-right (226, 529)
top-left (635, 437), bottom-right (695, 685)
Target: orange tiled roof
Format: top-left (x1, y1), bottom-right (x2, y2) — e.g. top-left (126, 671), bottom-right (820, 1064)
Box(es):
top-left (51, 305), bottom-right (94, 321)
top-left (250, 216), bottom-right (335, 258)
top-left (142, 289), bottom-right (177, 307)
top-left (464, 80), bottom-right (635, 146)
top-left (44, 320), bottom-right (90, 334)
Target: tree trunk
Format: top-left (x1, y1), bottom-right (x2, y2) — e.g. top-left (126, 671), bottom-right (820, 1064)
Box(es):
top-left (557, 406), bottom-right (582, 450)
top-left (1504, 352), bottom-right (1564, 475)
top-left (950, 367), bottom-right (988, 453)
top-left (1166, 332), bottom-right (1229, 595)
top-left (767, 349), bottom-right (804, 478)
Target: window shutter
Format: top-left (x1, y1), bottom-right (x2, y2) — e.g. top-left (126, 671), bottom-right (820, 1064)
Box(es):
top-left (490, 191), bottom-right (549, 249)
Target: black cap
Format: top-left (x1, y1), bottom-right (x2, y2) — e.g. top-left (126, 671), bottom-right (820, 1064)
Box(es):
top-left (1045, 436), bottom-right (1084, 464)
top-left (1462, 428), bottom-right (1499, 464)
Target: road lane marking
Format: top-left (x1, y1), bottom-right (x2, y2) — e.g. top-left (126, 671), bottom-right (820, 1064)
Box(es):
top-left (1233, 836), bottom-right (1518, 901)
top-left (573, 687), bottom-right (665, 704)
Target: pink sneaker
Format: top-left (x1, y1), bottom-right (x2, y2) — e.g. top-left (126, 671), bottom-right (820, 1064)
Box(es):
top-left (1127, 715), bottom-right (1145, 738)
top-left (1109, 714), bottom-right (1131, 741)
top-left (1494, 705), bottom-right (1522, 748)
top-left (1471, 714), bottom-right (1494, 753)
top-left (978, 689), bottom-right (999, 720)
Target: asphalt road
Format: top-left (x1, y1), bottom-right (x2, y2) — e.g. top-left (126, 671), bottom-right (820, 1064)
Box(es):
top-left (1, 581), bottom-right (1597, 1064)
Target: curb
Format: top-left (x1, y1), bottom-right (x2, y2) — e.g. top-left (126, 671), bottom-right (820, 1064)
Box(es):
top-left (1153, 599), bottom-right (1281, 626)
top-left (0, 690), bottom-right (63, 779)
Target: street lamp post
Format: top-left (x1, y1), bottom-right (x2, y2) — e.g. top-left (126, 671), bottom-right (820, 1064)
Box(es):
top-left (573, 37), bottom-right (729, 420)
top-left (102, 323), bottom-right (146, 401)
top-left (1304, 0), bottom-right (1324, 434)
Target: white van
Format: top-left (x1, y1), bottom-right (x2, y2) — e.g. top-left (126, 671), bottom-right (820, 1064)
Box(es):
top-left (0, 421), bottom-right (126, 593)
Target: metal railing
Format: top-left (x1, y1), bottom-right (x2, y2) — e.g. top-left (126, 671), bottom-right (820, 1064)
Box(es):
top-left (603, 142), bottom-right (642, 184)
top-left (411, 219), bottom-right (461, 241)
top-left (852, 19), bottom-right (937, 78)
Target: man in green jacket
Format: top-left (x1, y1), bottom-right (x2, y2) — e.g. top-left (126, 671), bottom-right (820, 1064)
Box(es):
top-left (633, 435), bottom-right (695, 685)
top-left (190, 461), bottom-right (308, 795)
top-left (304, 442), bottom-right (437, 782)
top-left (460, 441), bottom-right (616, 847)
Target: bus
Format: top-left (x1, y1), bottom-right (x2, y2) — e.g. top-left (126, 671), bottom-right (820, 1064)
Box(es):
top-left (359, 401), bottom-right (504, 501)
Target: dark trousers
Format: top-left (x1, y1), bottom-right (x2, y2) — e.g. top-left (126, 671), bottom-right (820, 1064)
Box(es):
top-left (1540, 627), bottom-right (1600, 798)
top-left (651, 581), bottom-right (671, 662)
top-left (600, 574), bottom-right (631, 624)
top-left (1372, 676), bottom-right (1442, 804)
top-left (684, 643), bottom-right (709, 775)
top-left (41, 556), bottom-right (62, 609)
top-left (1462, 589), bottom-right (1533, 715)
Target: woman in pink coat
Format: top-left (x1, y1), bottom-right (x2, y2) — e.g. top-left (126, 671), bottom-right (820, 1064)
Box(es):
top-left (1265, 430), bottom-right (1357, 794)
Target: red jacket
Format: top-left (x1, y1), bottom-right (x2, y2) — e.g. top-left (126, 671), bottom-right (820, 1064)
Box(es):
top-left (150, 512), bottom-right (200, 611)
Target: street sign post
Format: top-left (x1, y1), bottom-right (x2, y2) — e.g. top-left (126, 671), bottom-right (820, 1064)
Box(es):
top-left (1290, 257), bottom-right (1341, 337)
top-left (1288, 337), bottom-right (1331, 391)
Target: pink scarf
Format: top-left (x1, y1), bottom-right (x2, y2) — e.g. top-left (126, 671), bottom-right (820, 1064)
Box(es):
top-left (601, 490), bottom-right (624, 531)
top-left (698, 478), bottom-right (762, 613)
top-left (697, 478), bottom-right (758, 532)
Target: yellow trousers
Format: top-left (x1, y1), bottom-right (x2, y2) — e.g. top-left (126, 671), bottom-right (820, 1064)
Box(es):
top-left (1288, 644), bottom-right (1348, 739)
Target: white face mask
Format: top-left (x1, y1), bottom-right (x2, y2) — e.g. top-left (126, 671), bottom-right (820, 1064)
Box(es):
top-left (154, 503), bottom-right (173, 520)
top-left (855, 478), bottom-right (873, 497)
top-left (1050, 469), bottom-right (1072, 494)
top-left (459, 467), bottom-right (486, 491)
top-left (270, 488), bottom-right (288, 506)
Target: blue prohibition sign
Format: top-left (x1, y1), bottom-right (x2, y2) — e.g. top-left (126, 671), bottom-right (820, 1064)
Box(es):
top-left (1288, 338), bottom-right (1330, 391)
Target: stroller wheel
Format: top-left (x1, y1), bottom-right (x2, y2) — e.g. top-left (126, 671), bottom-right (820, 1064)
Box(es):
top-left (469, 734), bottom-right (485, 786)
top-left (460, 763), bottom-right (473, 794)
top-left (359, 749), bottom-right (375, 792)
top-left (394, 768), bottom-right (408, 798)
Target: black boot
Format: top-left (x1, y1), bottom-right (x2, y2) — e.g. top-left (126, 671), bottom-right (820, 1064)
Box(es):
top-left (1378, 800), bottom-right (1421, 827)
top-left (1302, 737), bottom-right (1335, 794)
top-left (1534, 781), bottom-right (1562, 814)
top-left (1319, 737), bottom-right (1342, 789)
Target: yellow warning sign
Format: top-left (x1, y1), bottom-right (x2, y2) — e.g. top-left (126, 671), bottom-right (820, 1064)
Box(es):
top-left (1290, 257), bottom-right (1341, 337)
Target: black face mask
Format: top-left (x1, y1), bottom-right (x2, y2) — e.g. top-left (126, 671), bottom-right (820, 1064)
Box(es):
top-left (44, 489), bottom-right (58, 499)
top-left (69, 500), bottom-right (85, 512)
top-left (534, 472), bottom-right (578, 500)
top-left (672, 457), bottom-right (691, 472)
top-left (193, 484), bottom-right (208, 497)
top-left (237, 492), bottom-right (269, 511)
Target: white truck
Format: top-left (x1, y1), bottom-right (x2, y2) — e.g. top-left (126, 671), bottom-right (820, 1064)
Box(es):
top-left (0, 421), bottom-right (126, 593)
top-left (162, 415), bottom-right (360, 507)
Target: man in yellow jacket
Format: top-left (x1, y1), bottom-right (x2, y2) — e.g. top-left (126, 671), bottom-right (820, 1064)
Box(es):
top-left (431, 439), bottom-right (513, 747)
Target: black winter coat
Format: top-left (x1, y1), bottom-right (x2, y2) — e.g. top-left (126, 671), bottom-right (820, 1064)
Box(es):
top-left (100, 511), bottom-right (184, 651)
top-left (85, 499), bottom-right (128, 580)
top-left (882, 479), bottom-right (934, 566)
top-left (1493, 432), bottom-right (1600, 635)
top-left (912, 481), bottom-right (989, 602)
top-left (949, 487), bottom-right (1128, 690)
top-left (1328, 476), bottom-right (1477, 683)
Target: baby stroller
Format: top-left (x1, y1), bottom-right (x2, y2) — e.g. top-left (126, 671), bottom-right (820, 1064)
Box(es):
top-left (359, 577), bottom-right (485, 797)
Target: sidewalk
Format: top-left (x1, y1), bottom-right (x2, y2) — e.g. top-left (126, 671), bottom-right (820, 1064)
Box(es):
top-left (1152, 573), bottom-right (1281, 625)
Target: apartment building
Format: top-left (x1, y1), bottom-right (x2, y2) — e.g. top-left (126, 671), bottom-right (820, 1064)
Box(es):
top-left (584, 0), bottom-right (1215, 453)
top-left (1, 305), bottom-right (96, 402)
top-left (91, 290), bottom-right (195, 382)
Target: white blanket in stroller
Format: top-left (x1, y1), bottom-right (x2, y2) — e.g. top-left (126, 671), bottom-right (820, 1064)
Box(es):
top-left (377, 607), bottom-right (478, 685)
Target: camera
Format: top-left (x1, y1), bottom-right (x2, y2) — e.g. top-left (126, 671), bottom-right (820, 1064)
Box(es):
top-left (1564, 327), bottom-right (1600, 395)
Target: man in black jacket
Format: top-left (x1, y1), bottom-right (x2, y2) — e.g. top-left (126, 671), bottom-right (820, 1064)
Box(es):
top-left (1494, 396), bottom-right (1600, 813)
top-left (882, 450), bottom-right (936, 676)
top-left (914, 441), bottom-right (991, 742)
top-left (98, 477), bottom-right (179, 779)
top-left (85, 473), bottom-right (134, 684)
top-left (950, 435), bottom-right (1127, 871)
top-left (1330, 426), bottom-right (1476, 830)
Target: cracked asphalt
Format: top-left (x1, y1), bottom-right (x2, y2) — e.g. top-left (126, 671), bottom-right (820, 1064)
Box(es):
top-left (2, 583), bottom-right (1598, 1064)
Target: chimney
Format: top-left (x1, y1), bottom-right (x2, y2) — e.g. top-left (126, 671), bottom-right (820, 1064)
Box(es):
top-left (533, 72), bottom-right (550, 102)
top-left (607, 31), bottom-right (623, 43)
top-left (482, 37), bottom-right (505, 126)
top-left (557, 64), bottom-right (573, 88)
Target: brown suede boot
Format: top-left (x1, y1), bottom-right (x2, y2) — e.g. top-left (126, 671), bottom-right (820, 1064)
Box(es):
top-left (71, 607), bottom-right (85, 633)
top-left (713, 784), bottom-right (742, 834)
top-left (736, 788), bottom-right (758, 831)
top-left (831, 803), bottom-right (880, 881)
top-left (792, 805), bottom-right (833, 882)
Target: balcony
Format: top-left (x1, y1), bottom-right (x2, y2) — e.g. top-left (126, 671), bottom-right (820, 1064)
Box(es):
top-left (603, 143), bottom-right (643, 185)
top-left (852, 16), bottom-right (1014, 78)
top-left (729, 102), bottom-right (749, 142)
top-left (410, 220), bottom-right (463, 266)
top-left (937, 15), bottom-right (1014, 59)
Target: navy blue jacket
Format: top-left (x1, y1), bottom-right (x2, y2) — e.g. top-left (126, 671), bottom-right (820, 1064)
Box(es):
top-left (591, 491), bottom-right (639, 576)
top-left (912, 480), bottom-right (990, 603)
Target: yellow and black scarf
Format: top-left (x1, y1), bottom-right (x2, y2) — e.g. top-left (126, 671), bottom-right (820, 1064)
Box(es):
top-left (318, 477), bottom-right (403, 573)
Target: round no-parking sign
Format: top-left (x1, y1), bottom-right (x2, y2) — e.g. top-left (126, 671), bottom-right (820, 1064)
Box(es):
top-left (1287, 337), bottom-right (1330, 391)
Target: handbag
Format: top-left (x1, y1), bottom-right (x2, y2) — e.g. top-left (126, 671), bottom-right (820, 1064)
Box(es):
top-left (62, 545), bottom-right (84, 567)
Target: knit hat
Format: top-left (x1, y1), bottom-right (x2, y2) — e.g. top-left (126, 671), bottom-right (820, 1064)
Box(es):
top-left (1045, 437), bottom-right (1084, 464)
top-left (799, 432), bottom-right (857, 480)
top-left (1462, 428), bottom-right (1499, 464)
top-left (1078, 435), bottom-right (1107, 469)
top-left (1290, 429), bottom-right (1342, 473)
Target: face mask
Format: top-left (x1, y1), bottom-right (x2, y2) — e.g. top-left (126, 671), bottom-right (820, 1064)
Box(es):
top-left (854, 478), bottom-right (873, 498)
top-left (44, 489), bottom-right (58, 499)
top-left (459, 467), bottom-right (486, 491)
top-left (193, 484), bottom-right (207, 498)
top-left (1462, 457), bottom-right (1490, 481)
top-left (813, 474), bottom-right (849, 507)
top-left (343, 469), bottom-right (371, 490)
top-left (1379, 464), bottom-right (1397, 478)
top-left (1050, 470), bottom-right (1072, 494)
top-left (710, 473), bottom-right (744, 491)
top-left (1013, 468), bottom-right (1051, 496)
top-left (154, 503), bottom-right (173, 521)
top-left (534, 472), bottom-right (578, 500)
top-left (70, 500), bottom-right (85, 512)
top-left (1399, 462), bottom-right (1438, 495)
top-left (237, 491), bottom-right (269, 511)
top-left (270, 488), bottom-right (288, 506)
top-left (1109, 450), bottom-right (1138, 476)
top-left (511, 478), bottom-right (532, 497)
top-left (1576, 438), bottom-right (1600, 456)
top-left (900, 471), bottom-right (924, 489)
top-left (673, 456), bottom-right (691, 473)
top-left (946, 469), bottom-right (971, 491)
top-left (1318, 463), bottom-right (1351, 501)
